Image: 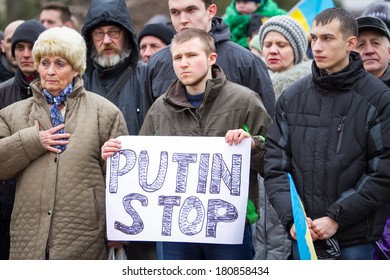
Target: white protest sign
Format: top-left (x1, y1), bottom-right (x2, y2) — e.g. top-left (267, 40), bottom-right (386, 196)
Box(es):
top-left (106, 136), bottom-right (251, 244)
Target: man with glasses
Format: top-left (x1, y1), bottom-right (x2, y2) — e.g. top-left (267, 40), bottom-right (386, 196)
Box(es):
top-left (81, 0), bottom-right (153, 136)
top-left (81, 0), bottom-right (154, 261)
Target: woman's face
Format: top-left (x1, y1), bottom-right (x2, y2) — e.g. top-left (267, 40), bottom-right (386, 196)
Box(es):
top-left (262, 31), bottom-right (295, 72)
top-left (38, 56), bottom-right (78, 96)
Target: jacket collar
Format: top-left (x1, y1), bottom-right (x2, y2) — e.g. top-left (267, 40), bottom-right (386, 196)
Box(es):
top-left (312, 51), bottom-right (365, 92)
top-left (30, 76), bottom-right (84, 107)
top-left (163, 64), bottom-right (227, 109)
top-left (380, 62), bottom-right (390, 86)
top-left (210, 17), bottom-right (231, 45)
top-left (14, 68), bottom-right (40, 98)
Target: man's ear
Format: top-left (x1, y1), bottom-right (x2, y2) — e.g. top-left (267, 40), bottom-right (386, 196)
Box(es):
top-left (346, 36), bottom-right (357, 52)
top-left (64, 21), bottom-right (75, 29)
top-left (0, 40), bottom-right (4, 53)
top-left (209, 52), bottom-right (217, 65)
top-left (387, 41), bottom-right (390, 57)
top-left (207, 4), bottom-right (217, 19)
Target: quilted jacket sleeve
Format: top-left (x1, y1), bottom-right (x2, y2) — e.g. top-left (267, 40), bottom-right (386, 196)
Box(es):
top-left (263, 95), bottom-right (294, 231)
top-left (98, 103), bottom-right (129, 175)
top-left (327, 91), bottom-right (390, 231)
top-left (0, 108), bottom-right (47, 179)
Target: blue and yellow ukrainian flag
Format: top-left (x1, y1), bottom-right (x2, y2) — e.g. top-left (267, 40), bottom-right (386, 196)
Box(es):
top-left (288, 0), bottom-right (335, 34)
top-left (288, 173), bottom-right (317, 260)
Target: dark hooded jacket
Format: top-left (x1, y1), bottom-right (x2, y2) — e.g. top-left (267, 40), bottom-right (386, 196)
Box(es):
top-left (265, 52), bottom-right (390, 247)
top-left (81, 0), bottom-right (152, 135)
top-left (0, 68), bottom-right (36, 109)
top-left (0, 54), bottom-right (14, 83)
top-left (147, 17), bottom-right (275, 119)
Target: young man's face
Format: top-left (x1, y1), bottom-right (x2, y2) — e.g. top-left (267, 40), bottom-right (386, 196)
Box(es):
top-left (310, 19), bottom-right (356, 74)
top-left (168, 0), bottom-right (216, 33)
top-left (355, 30), bottom-right (390, 78)
top-left (14, 42), bottom-right (35, 77)
top-left (171, 37), bottom-right (216, 94)
top-left (39, 9), bottom-right (65, 28)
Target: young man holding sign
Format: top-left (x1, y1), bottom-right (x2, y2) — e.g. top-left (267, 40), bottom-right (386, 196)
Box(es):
top-left (102, 28), bottom-right (271, 259)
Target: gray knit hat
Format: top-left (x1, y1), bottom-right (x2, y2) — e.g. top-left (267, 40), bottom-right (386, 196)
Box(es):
top-left (259, 15), bottom-right (308, 65)
top-left (11, 19), bottom-right (46, 57)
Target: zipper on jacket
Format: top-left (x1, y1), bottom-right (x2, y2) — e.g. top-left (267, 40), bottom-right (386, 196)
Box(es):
top-left (336, 116), bottom-right (345, 153)
top-left (46, 153), bottom-right (59, 259)
top-left (194, 109), bottom-right (202, 128)
top-left (365, 217), bottom-right (370, 240)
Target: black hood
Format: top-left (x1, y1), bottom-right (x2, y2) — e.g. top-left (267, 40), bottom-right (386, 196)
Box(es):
top-left (81, 0), bottom-right (139, 72)
top-left (210, 17), bottom-right (231, 45)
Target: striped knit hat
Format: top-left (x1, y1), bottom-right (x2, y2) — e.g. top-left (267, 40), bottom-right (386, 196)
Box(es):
top-left (259, 15), bottom-right (308, 65)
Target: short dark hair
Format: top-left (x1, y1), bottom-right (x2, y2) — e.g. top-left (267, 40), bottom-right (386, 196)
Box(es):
top-left (171, 28), bottom-right (215, 55)
top-left (313, 7), bottom-right (358, 39)
top-left (202, 0), bottom-right (215, 9)
top-left (40, 1), bottom-right (72, 23)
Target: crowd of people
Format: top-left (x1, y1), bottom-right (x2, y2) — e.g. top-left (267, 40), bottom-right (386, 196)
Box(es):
top-left (0, 0), bottom-right (389, 261)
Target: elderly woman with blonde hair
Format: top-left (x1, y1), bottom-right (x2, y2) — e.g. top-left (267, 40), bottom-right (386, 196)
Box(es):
top-left (0, 27), bottom-right (127, 259)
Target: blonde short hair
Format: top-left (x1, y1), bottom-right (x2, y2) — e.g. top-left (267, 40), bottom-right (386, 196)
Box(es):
top-left (32, 26), bottom-right (86, 75)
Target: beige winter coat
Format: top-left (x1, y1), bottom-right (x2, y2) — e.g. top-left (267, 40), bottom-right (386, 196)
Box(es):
top-left (0, 77), bottom-right (128, 259)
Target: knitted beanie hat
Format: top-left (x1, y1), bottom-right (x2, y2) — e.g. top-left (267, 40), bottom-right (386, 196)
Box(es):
top-left (259, 15), bottom-right (308, 65)
top-left (11, 19), bottom-right (46, 57)
top-left (362, 1), bottom-right (390, 30)
top-left (138, 23), bottom-right (175, 46)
